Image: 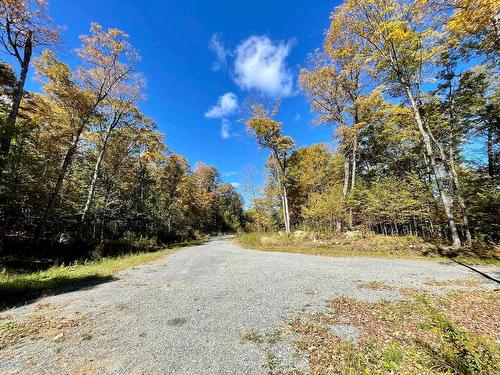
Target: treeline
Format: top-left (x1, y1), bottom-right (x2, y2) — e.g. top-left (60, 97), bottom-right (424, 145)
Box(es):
top-left (245, 0), bottom-right (499, 249)
top-left (0, 0), bottom-right (244, 259)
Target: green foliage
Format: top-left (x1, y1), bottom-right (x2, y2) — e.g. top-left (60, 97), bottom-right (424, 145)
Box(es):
top-left (302, 185), bottom-right (345, 231)
top-left (91, 235), bottom-right (157, 259)
top-left (0, 247), bottom-right (180, 309)
top-left (420, 298), bottom-right (500, 374)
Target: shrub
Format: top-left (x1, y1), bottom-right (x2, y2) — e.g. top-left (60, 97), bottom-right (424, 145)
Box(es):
top-left (91, 236), bottom-right (157, 259)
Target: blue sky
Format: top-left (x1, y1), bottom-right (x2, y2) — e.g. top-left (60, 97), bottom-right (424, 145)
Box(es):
top-left (22, 0), bottom-right (341, 202)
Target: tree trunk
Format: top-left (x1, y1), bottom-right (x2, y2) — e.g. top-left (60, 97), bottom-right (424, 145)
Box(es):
top-left (35, 122), bottom-right (85, 243)
top-left (342, 156), bottom-right (349, 200)
top-left (425, 120), bottom-right (472, 245)
top-left (487, 122), bottom-right (495, 179)
top-left (351, 132), bottom-right (358, 191)
top-left (282, 184), bottom-right (291, 235)
top-left (0, 33), bottom-right (33, 175)
top-left (80, 123), bottom-right (114, 224)
top-left (272, 153), bottom-right (291, 235)
top-left (404, 85), bottom-right (461, 249)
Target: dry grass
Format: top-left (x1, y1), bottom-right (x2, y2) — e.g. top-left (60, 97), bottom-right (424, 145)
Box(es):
top-left (425, 278), bottom-right (486, 287)
top-left (0, 314), bottom-right (85, 350)
top-left (289, 290), bottom-right (500, 374)
top-left (236, 232), bottom-right (500, 265)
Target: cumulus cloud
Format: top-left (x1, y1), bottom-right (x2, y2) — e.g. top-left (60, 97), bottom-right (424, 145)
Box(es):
top-left (209, 34), bottom-right (231, 71)
top-left (230, 182), bottom-right (240, 188)
top-left (205, 92), bottom-right (239, 119)
top-left (234, 35), bottom-right (293, 97)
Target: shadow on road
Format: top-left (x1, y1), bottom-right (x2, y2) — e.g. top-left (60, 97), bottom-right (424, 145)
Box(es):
top-left (453, 260), bottom-right (500, 285)
top-left (0, 275), bottom-right (116, 311)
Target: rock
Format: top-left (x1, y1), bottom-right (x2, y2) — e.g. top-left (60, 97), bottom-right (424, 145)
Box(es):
top-left (329, 324), bottom-right (360, 342)
top-left (344, 230), bottom-right (361, 239)
top-left (59, 232), bottom-right (72, 244)
top-left (293, 230), bottom-right (308, 239)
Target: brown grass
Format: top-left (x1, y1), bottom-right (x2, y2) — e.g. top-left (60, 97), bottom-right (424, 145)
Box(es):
top-left (237, 232), bottom-right (500, 265)
top-left (289, 290), bottom-right (500, 374)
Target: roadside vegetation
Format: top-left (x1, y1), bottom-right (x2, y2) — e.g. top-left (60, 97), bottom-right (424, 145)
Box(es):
top-left (289, 289), bottom-right (499, 374)
top-left (0, 239), bottom-right (202, 309)
top-left (243, 0), bottom-right (499, 258)
top-left (0, 1), bottom-right (244, 275)
top-left (236, 232), bottom-right (500, 265)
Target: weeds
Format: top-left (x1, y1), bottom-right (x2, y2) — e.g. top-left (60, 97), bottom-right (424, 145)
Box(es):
top-left (289, 290), bottom-right (499, 374)
top-left (236, 232), bottom-right (500, 265)
top-left (0, 247), bottom-right (180, 309)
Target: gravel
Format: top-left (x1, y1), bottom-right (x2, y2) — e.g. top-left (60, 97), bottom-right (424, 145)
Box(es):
top-left (0, 236), bottom-right (497, 374)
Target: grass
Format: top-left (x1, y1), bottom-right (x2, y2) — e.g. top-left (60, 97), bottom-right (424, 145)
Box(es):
top-left (0, 239), bottom-right (203, 309)
top-left (236, 232), bottom-right (500, 266)
top-left (289, 290), bottom-right (500, 374)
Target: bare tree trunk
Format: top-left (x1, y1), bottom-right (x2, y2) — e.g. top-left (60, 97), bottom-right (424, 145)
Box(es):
top-left (80, 123), bottom-right (114, 224)
top-left (342, 154), bottom-right (351, 230)
top-left (404, 85), bottom-right (461, 249)
top-left (0, 33), bottom-right (32, 175)
top-left (425, 122), bottom-right (472, 245)
top-left (342, 156), bottom-right (349, 200)
top-left (283, 185), bottom-right (291, 235)
top-left (487, 122), bottom-right (495, 179)
top-left (351, 134), bottom-right (358, 190)
top-left (35, 122), bottom-right (85, 243)
top-left (272, 153), bottom-right (291, 235)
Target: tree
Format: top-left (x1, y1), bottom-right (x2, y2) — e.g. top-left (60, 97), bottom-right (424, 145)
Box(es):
top-left (80, 94), bottom-right (145, 226)
top-left (302, 185), bottom-right (345, 232)
top-left (247, 102), bottom-right (294, 234)
top-left (0, 0), bottom-right (59, 173)
top-left (328, 0), bottom-right (462, 248)
top-left (299, 54), bottom-right (365, 204)
top-left (36, 23), bottom-right (139, 241)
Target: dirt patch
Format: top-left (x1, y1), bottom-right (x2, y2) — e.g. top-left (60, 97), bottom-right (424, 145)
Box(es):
top-left (0, 313), bottom-right (86, 350)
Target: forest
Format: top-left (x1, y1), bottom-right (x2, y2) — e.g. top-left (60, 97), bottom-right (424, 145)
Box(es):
top-left (244, 0), bottom-right (499, 255)
top-left (0, 0), bottom-right (498, 269)
top-left (0, 1), bottom-right (499, 373)
top-left (0, 0), bottom-right (244, 266)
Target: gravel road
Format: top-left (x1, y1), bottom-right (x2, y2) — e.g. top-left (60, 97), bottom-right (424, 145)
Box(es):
top-left (1, 236), bottom-right (498, 374)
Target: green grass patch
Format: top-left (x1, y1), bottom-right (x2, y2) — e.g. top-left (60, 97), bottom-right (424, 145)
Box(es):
top-left (0, 239), bottom-right (203, 309)
top-left (236, 232), bottom-right (500, 266)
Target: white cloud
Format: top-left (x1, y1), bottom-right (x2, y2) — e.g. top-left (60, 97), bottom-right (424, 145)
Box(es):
top-left (223, 171), bottom-right (237, 177)
top-left (220, 119), bottom-right (231, 139)
top-left (230, 182), bottom-right (240, 188)
top-left (209, 34), bottom-right (230, 71)
top-left (234, 35), bottom-right (293, 97)
top-left (205, 92), bottom-right (239, 119)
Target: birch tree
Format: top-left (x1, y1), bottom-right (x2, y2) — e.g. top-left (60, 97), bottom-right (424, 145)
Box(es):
top-left (247, 103), bottom-right (294, 235)
top-left (0, 0), bottom-right (58, 174)
top-left (36, 23), bottom-right (138, 241)
top-left (328, 0), bottom-right (463, 248)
